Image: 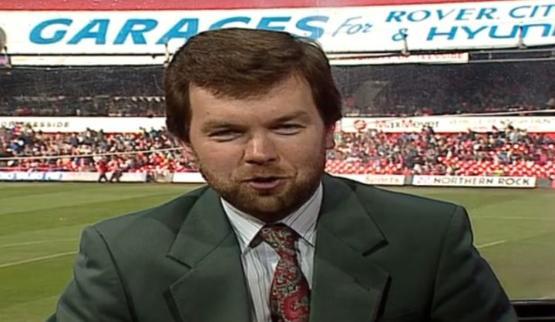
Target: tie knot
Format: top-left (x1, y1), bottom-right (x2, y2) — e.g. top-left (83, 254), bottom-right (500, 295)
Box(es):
top-left (258, 224), bottom-right (299, 255)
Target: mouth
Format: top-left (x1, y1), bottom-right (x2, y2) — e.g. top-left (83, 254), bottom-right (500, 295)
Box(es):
top-left (244, 176), bottom-right (286, 190)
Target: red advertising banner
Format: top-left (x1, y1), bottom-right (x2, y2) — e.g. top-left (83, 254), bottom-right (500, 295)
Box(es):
top-left (0, 0), bottom-right (509, 11)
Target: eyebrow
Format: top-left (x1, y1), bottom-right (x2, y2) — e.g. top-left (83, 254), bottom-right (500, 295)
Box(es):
top-left (270, 111), bottom-right (311, 124)
top-left (200, 121), bottom-right (242, 133)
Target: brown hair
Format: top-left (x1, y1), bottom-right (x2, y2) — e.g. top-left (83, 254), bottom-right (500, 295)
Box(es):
top-left (164, 28), bottom-right (342, 143)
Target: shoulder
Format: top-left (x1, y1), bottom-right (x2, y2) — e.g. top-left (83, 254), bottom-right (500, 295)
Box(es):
top-left (326, 174), bottom-right (463, 234)
top-left (329, 174), bottom-right (459, 215)
top-left (91, 185), bottom-right (209, 242)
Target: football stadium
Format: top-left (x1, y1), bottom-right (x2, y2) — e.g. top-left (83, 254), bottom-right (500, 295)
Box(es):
top-left (1, 0), bottom-right (555, 321)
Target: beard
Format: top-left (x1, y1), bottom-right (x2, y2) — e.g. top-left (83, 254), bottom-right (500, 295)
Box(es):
top-left (198, 151), bottom-right (326, 222)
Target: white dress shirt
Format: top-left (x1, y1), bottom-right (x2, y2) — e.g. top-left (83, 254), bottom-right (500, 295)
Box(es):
top-left (221, 183), bottom-right (323, 322)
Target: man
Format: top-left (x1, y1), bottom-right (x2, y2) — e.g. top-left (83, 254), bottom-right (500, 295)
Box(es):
top-left (96, 157), bottom-right (109, 183)
top-left (108, 157), bottom-right (123, 183)
top-left (48, 28), bottom-right (517, 322)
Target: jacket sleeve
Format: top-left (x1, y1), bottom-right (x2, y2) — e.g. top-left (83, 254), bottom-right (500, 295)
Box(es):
top-left (46, 226), bottom-right (134, 322)
top-left (430, 206), bottom-right (518, 322)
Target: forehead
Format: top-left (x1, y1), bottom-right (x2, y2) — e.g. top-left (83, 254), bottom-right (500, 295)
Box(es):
top-left (188, 76), bottom-right (320, 124)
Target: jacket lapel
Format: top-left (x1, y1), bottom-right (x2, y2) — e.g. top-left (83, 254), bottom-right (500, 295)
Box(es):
top-left (165, 188), bottom-right (251, 322)
top-left (310, 175), bottom-right (390, 322)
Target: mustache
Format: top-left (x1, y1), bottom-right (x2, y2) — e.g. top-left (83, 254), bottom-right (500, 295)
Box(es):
top-left (235, 167), bottom-right (291, 181)
top-left (240, 175), bottom-right (289, 181)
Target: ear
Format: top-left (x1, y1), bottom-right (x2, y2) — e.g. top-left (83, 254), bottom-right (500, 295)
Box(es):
top-left (324, 124), bottom-right (336, 149)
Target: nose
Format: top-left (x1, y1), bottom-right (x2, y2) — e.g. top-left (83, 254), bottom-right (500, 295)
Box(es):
top-left (244, 132), bottom-right (278, 165)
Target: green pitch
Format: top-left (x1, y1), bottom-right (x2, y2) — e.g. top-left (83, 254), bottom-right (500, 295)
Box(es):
top-left (0, 182), bottom-right (554, 322)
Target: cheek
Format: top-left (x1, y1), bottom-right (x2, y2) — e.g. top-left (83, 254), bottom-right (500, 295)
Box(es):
top-left (276, 135), bottom-right (327, 164)
top-left (195, 143), bottom-right (242, 172)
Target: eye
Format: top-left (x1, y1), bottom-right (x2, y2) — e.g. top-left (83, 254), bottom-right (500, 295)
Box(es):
top-left (208, 130), bottom-right (242, 142)
top-left (273, 123), bottom-right (304, 135)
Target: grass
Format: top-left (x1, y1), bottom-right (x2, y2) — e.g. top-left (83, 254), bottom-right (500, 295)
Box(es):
top-left (0, 182), bottom-right (554, 321)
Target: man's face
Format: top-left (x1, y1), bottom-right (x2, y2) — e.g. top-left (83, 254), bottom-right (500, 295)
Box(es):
top-left (186, 75), bottom-right (334, 222)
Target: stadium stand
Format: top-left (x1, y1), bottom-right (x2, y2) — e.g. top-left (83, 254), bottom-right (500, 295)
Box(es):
top-left (1, 123), bottom-right (554, 180)
top-left (328, 126), bottom-right (555, 179)
top-left (1, 62), bottom-right (554, 180)
top-left (337, 62), bottom-right (555, 117)
top-left (1, 62), bottom-right (555, 117)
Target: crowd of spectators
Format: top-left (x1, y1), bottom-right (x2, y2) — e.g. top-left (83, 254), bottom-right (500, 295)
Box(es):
top-left (2, 123), bottom-right (554, 180)
top-left (0, 124), bottom-right (194, 178)
top-left (328, 125), bottom-right (555, 179)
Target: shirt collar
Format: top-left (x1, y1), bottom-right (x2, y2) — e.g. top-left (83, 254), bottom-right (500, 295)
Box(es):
top-left (222, 182), bottom-right (323, 252)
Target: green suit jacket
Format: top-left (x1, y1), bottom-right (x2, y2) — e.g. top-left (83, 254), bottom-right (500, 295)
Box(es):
top-left (48, 175), bottom-right (517, 322)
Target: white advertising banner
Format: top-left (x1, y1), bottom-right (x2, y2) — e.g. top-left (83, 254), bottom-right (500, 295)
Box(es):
top-left (341, 116), bottom-right (555, 133)
top-left (329, 52), bottom-right (469, 65)
top-left (412, 175), bottom-right (537, 188)
top-left (1, 0), bottom-right (555, 60)
top-left (3, 116), bottom-right (555, 133)
top-left (0, 171), bottom-right (64, 181)
top-left (333, 173), bottom-right (406, 185)
top-left (12, 48), bottom-right (470, 66)
top-left (172, 172), bottom-right (405, 185)
top-left (0, 117), bottom-right (165, 133)
top-left (172, 172), bottom-right (206, 183)
top-left (61, 172), bottom-right (147, 182)
top-left (0, 171), bottom-right (146, 182)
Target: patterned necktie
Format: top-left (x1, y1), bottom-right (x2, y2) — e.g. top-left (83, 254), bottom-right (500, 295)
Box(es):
top-left (259, 224), bottom-right (310, 322)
